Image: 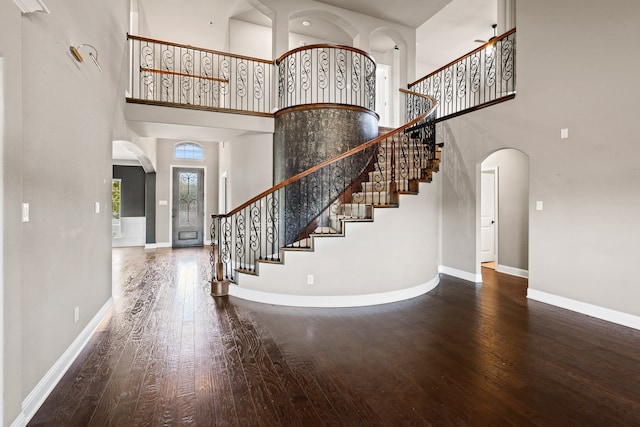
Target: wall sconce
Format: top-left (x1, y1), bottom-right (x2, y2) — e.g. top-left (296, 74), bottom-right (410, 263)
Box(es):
top-left (69, 44), bottom-right (102, 72)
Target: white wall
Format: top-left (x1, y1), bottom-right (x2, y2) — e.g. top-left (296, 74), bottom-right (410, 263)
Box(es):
top-left (440, 0), bottom-right (640, 318)
top-left (219, 133), bottom-right (273, 212)
top-left (137, 0), bottom-right (252, 49)
top-left (238, 179), bottom-right (441, 300)
top-left (229, 19), bottom-right (272, 59)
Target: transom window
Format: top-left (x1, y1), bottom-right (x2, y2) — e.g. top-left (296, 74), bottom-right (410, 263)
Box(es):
top-left (175, 142), bottom-right (203, 160)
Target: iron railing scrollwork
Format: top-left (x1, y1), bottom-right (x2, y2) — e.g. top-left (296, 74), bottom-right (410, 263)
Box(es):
top-left (409, 28), bottom-right (516, 120)
top-left (128, 34), bottom-right (274, 115)
top-left (211, 90), bottom-right (438, 283)
top-left (276, 44), bottom-right (376, 111)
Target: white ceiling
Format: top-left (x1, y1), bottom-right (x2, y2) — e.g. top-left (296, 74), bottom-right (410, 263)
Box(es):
top-left (113, 142), bottom-right (138, 161)
top-left (416, 0), bottom-right (497, 73)
top-left (314, 0), bottom-right (452, 28)
top-left (231, 0), bottom-right (497, 69)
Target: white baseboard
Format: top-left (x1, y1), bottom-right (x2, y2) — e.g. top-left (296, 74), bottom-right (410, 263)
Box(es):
top-left (495, 264), bottom-right (529, 278)
top-left (229, 275), bottom-right (440, 308)
top-left (527, 289), bottom-right (640, 331)
top-left (13, 298), bottom-right (113, 427)
top-left (9, 413), bottom-right (26, 427)
top-left (156, 242), bottom-right (171, 248)
top-left (144, 243), bottom-right (157, 249)
top-left (439, 265), bottom-right (482, 283)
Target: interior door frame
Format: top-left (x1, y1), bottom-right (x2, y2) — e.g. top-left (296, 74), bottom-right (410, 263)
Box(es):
top-left (481, 167), bottom-right (499, 264)
top-left (169, 164), bottom-right (207, 247)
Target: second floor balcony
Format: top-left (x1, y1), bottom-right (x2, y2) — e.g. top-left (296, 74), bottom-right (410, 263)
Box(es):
top-left (126, 29), bottom-right (516, 123)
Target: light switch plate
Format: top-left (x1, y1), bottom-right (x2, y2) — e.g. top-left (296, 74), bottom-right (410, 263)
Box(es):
top-left (22, 203), bottom-right (29, 222)
top-left (561, 128), bottom-right (569, 139)
top-left (536, 201), bottom-right (543, 211)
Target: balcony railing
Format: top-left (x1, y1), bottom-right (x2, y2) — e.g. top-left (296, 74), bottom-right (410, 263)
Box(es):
top-left (409, 28), bottom-right (516, 121)
top-left (276, 44), bottom-right (376, 111)
top-left (127, 34), bottom-right (274, 116)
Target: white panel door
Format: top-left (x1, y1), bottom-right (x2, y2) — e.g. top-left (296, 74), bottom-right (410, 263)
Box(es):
top-left (481, 169), bottom-right (497, 262)
top-left (375, 64), bottom-right (390, 127)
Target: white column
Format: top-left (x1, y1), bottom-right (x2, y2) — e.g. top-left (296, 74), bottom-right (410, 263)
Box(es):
top-left (272, 12), bottom-right (289, 59)
top-left (497, 0), bottom-right (516, 33)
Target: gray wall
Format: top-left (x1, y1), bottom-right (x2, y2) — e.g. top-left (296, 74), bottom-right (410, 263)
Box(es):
top-left (2, 0), bottom-right (129, 423)
top-left (2, 2), bottom-right (24, 424)
top-left (440, 0), bottom-right (640, 316)
top-left (482, 149), bottom-right (529, 271)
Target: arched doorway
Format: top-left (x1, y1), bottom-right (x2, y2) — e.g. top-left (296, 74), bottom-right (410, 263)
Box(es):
top-left (479, 148), bottom-right (529, 278)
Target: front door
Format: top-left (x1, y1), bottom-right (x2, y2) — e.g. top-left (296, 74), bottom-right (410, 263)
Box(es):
top-left (172, 167), bottom-right (204, 247)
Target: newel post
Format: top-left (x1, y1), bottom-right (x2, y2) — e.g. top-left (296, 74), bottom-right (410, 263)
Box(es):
top-left (210, 216), bottom-right (229, 297)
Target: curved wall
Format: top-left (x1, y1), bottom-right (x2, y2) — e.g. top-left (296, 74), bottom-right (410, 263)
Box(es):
top-left (234, 178), bottom-right (442, 307)
top-left (273, 105), bottom-right (378, 183)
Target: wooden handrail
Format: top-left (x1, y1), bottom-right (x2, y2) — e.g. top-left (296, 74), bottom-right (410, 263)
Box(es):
top-left (127, 33), bottom-right (274, 65)
top-left (213, 89), bottom-right (437, 219)
top-left (139, 67), bottom-right (229, 83)
top-left (409, 28), bottom-right (516, 88)
top-left (276, 43), bottom-right (376, 65)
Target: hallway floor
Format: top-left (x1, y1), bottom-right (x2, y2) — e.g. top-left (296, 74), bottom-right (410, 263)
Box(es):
top-left (29, 247), bottom-right (640, 426)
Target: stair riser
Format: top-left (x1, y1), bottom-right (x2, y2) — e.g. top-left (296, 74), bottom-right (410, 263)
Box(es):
top-left (374, 161), bottom-right (431, 171)
top-left (362, 181), bottom-right (410, 192)
top-left (340, 203), bottom-right (372, 218)
top-left (369, 171), bottom-right (424, 181)
top-left (351, 192), bottom-right (390, 204)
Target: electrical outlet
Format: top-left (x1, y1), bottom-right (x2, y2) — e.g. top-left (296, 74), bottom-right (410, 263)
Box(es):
top-left (95, 202), bottom-right (100, 213)
top-left (74, 306), bottom-right (79, 323)
top-left (536, 201), bottom-right (543, 211)
top-left (307, 274), bottom-right (314, 285)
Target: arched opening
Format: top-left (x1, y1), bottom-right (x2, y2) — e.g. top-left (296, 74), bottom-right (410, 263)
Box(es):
top-left (479, 148), bottom-right (529, 279)
top-left (112, 140), bottom-right (156, 248)
top-left (289, 9), bottom-right (355, 48)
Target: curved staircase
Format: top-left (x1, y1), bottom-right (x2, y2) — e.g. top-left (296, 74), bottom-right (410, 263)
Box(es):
top-left (210, 90), bottom-right (440, 296)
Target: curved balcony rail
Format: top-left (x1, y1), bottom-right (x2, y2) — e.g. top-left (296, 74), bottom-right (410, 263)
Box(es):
top-left (127, 34), bottom-right (274, 116)
top-left (210, 90), bottom-right (437, 283)
top-left (409, 28), bottom-right (516, 121)
top-left (276, 44), bottom-right (376, 112)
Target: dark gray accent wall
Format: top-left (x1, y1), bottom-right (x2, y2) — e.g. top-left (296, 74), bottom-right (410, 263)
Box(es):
top-left (113, 165), bottom-right (146, 217)
top-left (145, 172), bottom-right (156, 244)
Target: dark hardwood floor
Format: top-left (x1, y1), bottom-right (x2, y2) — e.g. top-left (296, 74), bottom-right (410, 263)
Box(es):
top-left (29, 247), bottom-right (640, 426)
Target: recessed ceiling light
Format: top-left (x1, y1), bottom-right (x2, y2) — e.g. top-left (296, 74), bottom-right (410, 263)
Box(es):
top-left (302, 20), bottom-right (311, 27)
